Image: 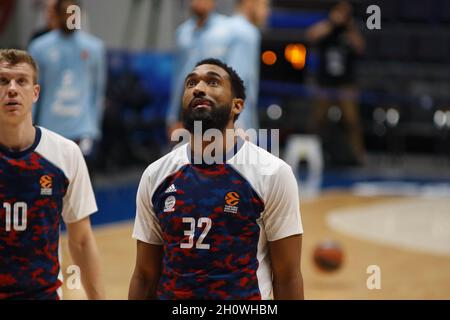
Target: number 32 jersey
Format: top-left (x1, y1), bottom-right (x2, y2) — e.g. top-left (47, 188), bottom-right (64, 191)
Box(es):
top-left (0, 127), bottom-right (97, 299)
top-left (133, 140), bottom-right (303, 300)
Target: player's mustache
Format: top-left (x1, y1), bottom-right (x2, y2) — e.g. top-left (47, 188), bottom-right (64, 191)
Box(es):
top-left (188, 97), bottom-right (215, 109)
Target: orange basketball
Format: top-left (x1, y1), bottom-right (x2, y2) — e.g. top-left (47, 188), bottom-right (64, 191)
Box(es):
top-left (313, 240), bottom-right (343, 272)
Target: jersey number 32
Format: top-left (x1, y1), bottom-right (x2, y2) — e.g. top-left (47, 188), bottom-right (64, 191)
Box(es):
top-left (180, 217), bottom-right (211, 250)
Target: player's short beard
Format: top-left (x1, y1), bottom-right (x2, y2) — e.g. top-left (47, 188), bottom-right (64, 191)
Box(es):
top-left (182, 103), bottom-right (232, 134)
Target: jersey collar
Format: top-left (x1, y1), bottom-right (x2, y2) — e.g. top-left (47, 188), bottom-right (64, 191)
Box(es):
top-left (0, 126), bottom-right (42, 159)
top-left (187, 136), bottom-right (246, 166)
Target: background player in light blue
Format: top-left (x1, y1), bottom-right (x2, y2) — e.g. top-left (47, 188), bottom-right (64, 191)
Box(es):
top-left (28, 0), bottom-right (106, 160)
top-left (166, 0), bottom-right (230, 138)
top-left (227, 0), bottom-right (270, 132)
top-left (167, 0), bottom-right (270, 140)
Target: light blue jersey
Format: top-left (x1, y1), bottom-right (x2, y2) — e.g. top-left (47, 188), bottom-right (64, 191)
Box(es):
top-left (167, 13), bottom-right (261, 132)
top-left (227, 14), bottom-right (261, 131)
top-left (29, 30), bottom-right (106, 141)
top-left (167, 13), bottom-right (231, 127)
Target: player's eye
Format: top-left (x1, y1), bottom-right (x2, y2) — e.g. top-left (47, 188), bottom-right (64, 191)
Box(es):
top-left (186, 79), bottom-right (197, 88)
top-left (208, 79), bottom-right (219, 86)
top-left (0, 77), bottom-right (8, 85)
top-left (17, 78), bottom-right (27, 85)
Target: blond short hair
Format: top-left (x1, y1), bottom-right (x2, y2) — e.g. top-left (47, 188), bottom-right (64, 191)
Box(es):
top-left (0, 49), bottom-right (39, 84)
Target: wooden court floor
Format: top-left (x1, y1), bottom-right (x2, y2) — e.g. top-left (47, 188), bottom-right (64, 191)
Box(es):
top-left (61, 190), bottom-right (450, 300)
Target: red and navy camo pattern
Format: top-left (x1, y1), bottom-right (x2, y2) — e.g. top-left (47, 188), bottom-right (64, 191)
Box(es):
top-left (0, 129), bottom-right (69, 299)
top-left (152, 163), bottom-right (265, 300)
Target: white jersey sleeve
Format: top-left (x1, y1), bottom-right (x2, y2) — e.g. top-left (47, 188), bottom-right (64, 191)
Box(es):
top-left (132, 171), bottom-right (164, 245)
top-left (229, 141), bottom-right (303, 242)
top-left (35, 127), bottom-right (98, 224)
top-left (132, 144), bottom-right (190, 245)
top-left (263, 163), bottom-right (303, 241)
top-left (61, 143), bottom-right (98, 223)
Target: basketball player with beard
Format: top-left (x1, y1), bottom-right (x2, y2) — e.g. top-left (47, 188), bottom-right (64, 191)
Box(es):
top-left (129, 58), bottom-right (304, 300)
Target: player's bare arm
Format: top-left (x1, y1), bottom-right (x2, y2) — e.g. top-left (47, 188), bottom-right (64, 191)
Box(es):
top-left (269, 234), bottom-right (304, 300)
top-left (128, 241), bottom-right (163, 300)
top-left (346, 20), bottom-right (366, 55)
top-left (305, 20), bottom-right (335, 43)
top-left (66, 217), bottom-right (105, 300)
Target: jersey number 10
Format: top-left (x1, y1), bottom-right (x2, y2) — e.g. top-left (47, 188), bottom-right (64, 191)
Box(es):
top-left (3, 202), bottom-right (28, 232)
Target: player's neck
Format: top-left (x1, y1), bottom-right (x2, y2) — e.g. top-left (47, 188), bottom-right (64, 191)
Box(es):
top-left (195, 13), bottom-right (210, 28)
top-left (236, 7), bottom-right (251, 23)
top-left (0, 121), bottom-right (36, 152)
top-left (190, 127), bottom-right (239, 162)
top-left (58, 27), bottom-right (77, 37)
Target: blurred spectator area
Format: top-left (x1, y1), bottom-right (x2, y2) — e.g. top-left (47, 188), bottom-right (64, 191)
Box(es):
top-left (99, 51), bottom-right (173, 171)
top-left (83, 0), bottom-right (450, 171)
top-left (258, 0), bottom-right (450, 161)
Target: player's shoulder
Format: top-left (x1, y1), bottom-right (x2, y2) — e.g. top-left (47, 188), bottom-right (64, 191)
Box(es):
top-left (29, 30), bottom-right (59, 51)
top-left (140, 143), bottom-right (189, 181)
top-left (206, 13), bottom-right (230, 35)
top-left (209, 13), bottom-right (230, 32)
top-left (35, 127), bottom-right (85, 178)
top-left (78, 31), bottom-right (104, 50)
top-left (177, 18), bottom-right (196, 36)
top-left (228, 14), bottom-right (258, 38)
top-left (232, 141), bottom-right (291, 176)
top-left (247, 141), bottom-right (288, 166)
top-left (229, 141), bottom-right (295, 201)
top-left (38, 126), bottom-right (80, 155)
top-left (211, 12), bottom-right (228, 24)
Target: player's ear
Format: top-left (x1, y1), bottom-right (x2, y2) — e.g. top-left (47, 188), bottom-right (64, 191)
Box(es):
top-left (33, 84), bottom-right (40, 103)
top-left (232, 98), bottom-right (244, 117)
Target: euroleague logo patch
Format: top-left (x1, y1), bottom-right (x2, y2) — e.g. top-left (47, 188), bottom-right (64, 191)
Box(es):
top-left (40, 175), bottom-right (53, 196)
top-left (225, 192), bottom-right (240, 206)
top-left (224, 191), bottom-right (240, 214)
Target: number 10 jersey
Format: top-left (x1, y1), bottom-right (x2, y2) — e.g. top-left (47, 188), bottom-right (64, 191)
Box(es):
top-left (0, 127), bottom-right (97, 299)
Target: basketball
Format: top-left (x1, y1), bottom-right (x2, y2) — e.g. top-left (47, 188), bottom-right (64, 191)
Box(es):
top-left (313, 240), bottom-right (343, 272)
